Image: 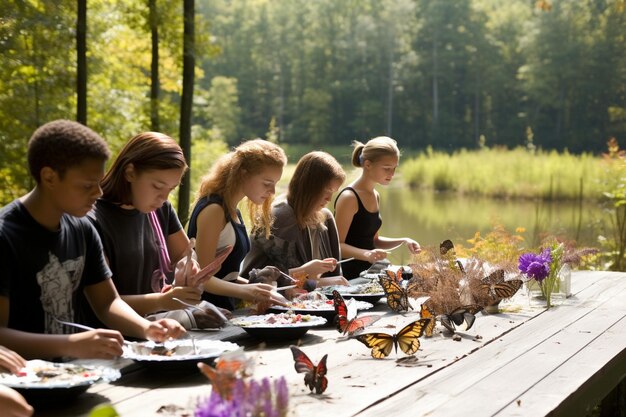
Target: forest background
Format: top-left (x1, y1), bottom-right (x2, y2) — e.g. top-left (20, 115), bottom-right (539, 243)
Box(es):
top-left (1, 0), bottom-right (625, 268)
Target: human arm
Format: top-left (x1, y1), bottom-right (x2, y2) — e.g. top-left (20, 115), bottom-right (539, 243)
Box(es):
top-left (0, 296), bottom-right (125, 360)
top-left (84, 279), bottom-right (185, 342)
top-left (334, 191), bottom-right (388, 263)
top-left (373, 235), bottom-right (421, 254)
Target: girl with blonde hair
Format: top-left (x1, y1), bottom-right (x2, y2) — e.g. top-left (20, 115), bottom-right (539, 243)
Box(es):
top-left (188, 139), bottom-right (288, 310)
top-left (334, 136), bottom-right (421, 279)
top-left (242, 151), bottom-right (349, 287)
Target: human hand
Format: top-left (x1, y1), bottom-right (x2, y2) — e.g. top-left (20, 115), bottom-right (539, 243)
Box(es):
top-left (0, 385), bottom-right (33, 417)
top-left (0, 346), bottom-right (27, 374)
top-left (160, 285), bottom-right (202, 310)
top-left (303, 258), bottom-right (337, 277)
top-left (363, 249), bottom-right (388, 263)
top-left (67, 329), bottom-right (125, 359)
top-left (144, 319), bottom-right (186, 342)
top-left (405, 238), bottom-right (421, 254)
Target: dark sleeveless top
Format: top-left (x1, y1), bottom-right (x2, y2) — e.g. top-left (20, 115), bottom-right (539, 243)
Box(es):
top-left (334, 187), bottom-right (382, 279)
top-left (187, 194), bottom-right (250, 310)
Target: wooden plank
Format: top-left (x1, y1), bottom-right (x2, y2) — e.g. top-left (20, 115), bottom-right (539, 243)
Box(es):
top-left (496, 316), bottom-right (626, 417)
top-left (358, 271), bottom-right (626, 417)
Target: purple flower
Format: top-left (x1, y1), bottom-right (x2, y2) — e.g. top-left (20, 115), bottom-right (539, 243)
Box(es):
top-left (518, 248), bottom-right (552, 282)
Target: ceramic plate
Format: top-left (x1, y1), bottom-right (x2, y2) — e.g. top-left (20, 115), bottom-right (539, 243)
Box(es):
top-left (230, 313), bottom-right (327, 341)
top-left (268, 299), bottom-right (373, 321)
top-left (0, 360), bottom-right (121, 406)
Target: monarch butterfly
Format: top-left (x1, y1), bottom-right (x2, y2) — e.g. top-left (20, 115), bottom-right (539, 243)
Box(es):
top-left (198, 349), bottom-right (253, 399)
top-left (420, 303), bottom-right (436, 337)
top-left (355, 318), bottom-right (431, 359)
top-left (332, 291), bottom-right (381, 336)
top-left (440, 305), bottom-right (483, 333)
top-left (379, 275), bottom-right (412, 312)
top-left (383, 267), bottom-right (404, 284)
top-left (480, 270), bottom-right (523, 300)
top-left (289, 345), bottom-right (328, 394)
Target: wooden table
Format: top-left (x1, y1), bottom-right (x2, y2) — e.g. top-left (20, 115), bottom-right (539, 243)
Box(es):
top-left (34, 271), bottom-right (626, 417)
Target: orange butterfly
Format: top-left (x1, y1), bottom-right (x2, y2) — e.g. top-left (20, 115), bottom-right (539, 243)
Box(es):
top-left (332, 290), bottom-right (381, 336)
top-left (355, 318), bottom-right (431, 359)
top-left (420, 303), bottom-right (436, 337)
top-left (378, 274), bottom-right (417, 312)
top-left (198, 349), bottom-right (253, 399)
top-left (290, 346), bottom-right (328, 394)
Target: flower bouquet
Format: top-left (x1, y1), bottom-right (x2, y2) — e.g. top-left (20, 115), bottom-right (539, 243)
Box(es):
top-left (518, 241), bottom-right (597, 308)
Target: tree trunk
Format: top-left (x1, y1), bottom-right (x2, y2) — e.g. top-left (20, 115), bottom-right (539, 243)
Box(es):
top-left (76, 0), bottom-right (87, 124)
top-left (149, 0), bottom-right (160, 131)
top-left (178, 0), bottom-right (195, 225)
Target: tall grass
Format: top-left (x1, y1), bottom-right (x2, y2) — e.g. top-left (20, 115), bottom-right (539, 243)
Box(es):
top-left (401, 147), bottom-right (611, 200)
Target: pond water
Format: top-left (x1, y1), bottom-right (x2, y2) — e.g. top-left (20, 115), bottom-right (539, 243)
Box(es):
top-left (371, 185), bottom-right (607, 265)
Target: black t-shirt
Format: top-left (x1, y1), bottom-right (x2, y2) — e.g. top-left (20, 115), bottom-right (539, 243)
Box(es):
top-left (0, 200), bottom-right (111, 334)
top-left (89, 199), bottom-right (182, 295)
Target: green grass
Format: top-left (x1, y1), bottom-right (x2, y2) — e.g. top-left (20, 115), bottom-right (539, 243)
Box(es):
top-left (400, 147), bottom-right (614, 200)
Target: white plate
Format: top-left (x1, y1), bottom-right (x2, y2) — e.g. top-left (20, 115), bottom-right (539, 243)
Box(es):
top-left (230, 314), bottom-right (327, 328)
top-left (123, 339), bottom-right (239, 362)
top-left (0, 360), bottom-right (120, 389)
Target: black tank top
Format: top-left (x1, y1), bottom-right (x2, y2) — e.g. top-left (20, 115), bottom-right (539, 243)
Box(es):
top-left (334, 187), bottom-right (382, 279)
top-left (188, 194), bottom-right (250, 310)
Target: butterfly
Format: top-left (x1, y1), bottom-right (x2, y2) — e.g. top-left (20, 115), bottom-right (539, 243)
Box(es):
top-left (198, 349), bottom-right (253, 399)
top-left (419, 303), bottom-right (436, 337)
top-left (332, 290), bottom-right (381, 336)
top-left (290, 345), bottom-right (328, 394)
top-left (480, 269), bottom-right (523, 300)
top-left (383, 267), bottom-right (404, 284)
top-left (439, 304), bottom-right (484, 333)
top-left (440, 239), bottom-right (455, 255)
top-left (439, 239), bottom-right (465, 273)
top-left (378, 275), bottom-right (413, 312)
top-left (355, 318), bottom-right (431, 359)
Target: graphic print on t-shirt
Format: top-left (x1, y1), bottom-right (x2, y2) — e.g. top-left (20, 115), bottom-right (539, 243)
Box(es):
top-left (36, 252), bottom-right (84, 334)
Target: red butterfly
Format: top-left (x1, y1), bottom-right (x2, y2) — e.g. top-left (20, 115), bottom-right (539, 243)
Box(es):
top-left (289, 345), bottom-right (328, 394)
top-left (332, 290), bottom-right (381, 336)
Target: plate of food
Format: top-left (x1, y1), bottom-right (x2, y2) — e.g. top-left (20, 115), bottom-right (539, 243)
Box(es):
top-left (268, 296), bottom-right (374, 321)
top-left (0, 360), bottom-right (121, 406)
top-left (230, 312), bottom-right (327, 341)
top-left (319, 281), bottom-right (386, 303)
top-left (123, 339), bottom-right (239, 372)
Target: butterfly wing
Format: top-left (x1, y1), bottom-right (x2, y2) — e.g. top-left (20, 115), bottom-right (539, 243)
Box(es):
top-left (395, 318), bottom-right (430, 355)
top-left (448, 304), bottom-right (484, 331)
top-left (332, 290), bottom-right (349, 334)
top-left (440, 239), bottom-right (454, 255)
top-left (379, 275), bottom-right (410, 312)
top-left (420, 303), bottom-right (436, 337)
top-left (313, 354), bottom-right (328, 394)
top-left (345, 314), bottom-right (381, 336)
top-left (440, 314), bottom-right (455, 333)
top-left (199, 363), bottom-right (237, 399)
top-left (356, 333), bottom-right (394, 359)
top-left (290, 345), bottom-right (315, 374)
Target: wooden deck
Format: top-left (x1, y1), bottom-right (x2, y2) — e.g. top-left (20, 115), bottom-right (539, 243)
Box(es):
top-left (35, 271), bottom-right (626, 417)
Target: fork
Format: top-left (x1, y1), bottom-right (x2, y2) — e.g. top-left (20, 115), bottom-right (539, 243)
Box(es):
top-left (53, 318), bottom-right (133, 347)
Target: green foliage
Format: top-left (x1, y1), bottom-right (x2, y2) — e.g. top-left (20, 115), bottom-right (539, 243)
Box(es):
top-left (598, 138), bottom-right (626, 270)
top-left (401, 147), bottom-right (610, 200)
